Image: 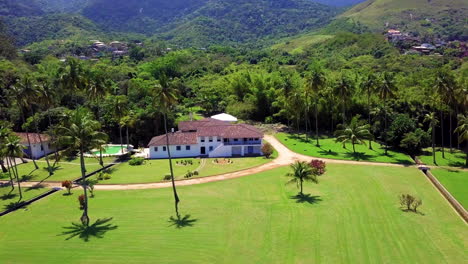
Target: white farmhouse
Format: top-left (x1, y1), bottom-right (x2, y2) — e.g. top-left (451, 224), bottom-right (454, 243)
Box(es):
top-left (148, 118), bottom-right (264, 159)
top-left (15, 133), bottom-right (55, 159)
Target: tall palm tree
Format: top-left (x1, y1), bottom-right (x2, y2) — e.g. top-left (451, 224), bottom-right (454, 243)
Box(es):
top-left (58, 107), bottom-right (108, 226)
top-left (454, 114), bottom-right (468, 167)
top-left (361, 72), bottom-right (379, 150)
top-left (0, 125), bottom-right (14, 190)
top-left (152, 74), bottom-right (181, 216)
top-left (5, 134), bottom-right (25, 200)
top-left (375, 73), bottom-right (395, 155)
top-left (57, 57), bottom-right (86, 100)
top-left (306, 67), bottom-right (326, 146)
top-left (111, 95), bottom-right (129, 153)
top-left (424, 112), bottom-right (439, 165)
top-left (334, 116), bottom-right (373, 153)
top-left (334, 72), bottom-right (354, 126)
top-left (121, 111), bottom-right (136, 149)
top-left (434, 69), bottom-right (457, 155)
top-left (286, 161), bottom-right (317, 195)
top-left (10, 75), bottom-right (39, 169)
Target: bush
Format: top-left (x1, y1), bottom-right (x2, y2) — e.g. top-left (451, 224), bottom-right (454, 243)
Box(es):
top-left (78, 194), bottom-right (86, 210)
top-left (129, 157), bottom-right (145, 166)
top-left (98, 172), bottom-right (111, 180)
top-left (399, 194), bottom-right (422, 212)
top-left (309, 160), bottom-right (326, 176)
top-left (262, 142), bottom-right (274, 158)
top-left (163, 174), bottom-right (172, 181)
top-left (61, 180), bottom-right (73, 194)
top-left (0, 172), bottom-right (9, 179)
top-left (193, 171), bottom-right (199, 176)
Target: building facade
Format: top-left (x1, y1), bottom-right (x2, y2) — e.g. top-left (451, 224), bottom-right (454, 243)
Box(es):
top-left (15, 133), bottom-right (55, 159)
top-left (148, 118), bottom-right (263, 159)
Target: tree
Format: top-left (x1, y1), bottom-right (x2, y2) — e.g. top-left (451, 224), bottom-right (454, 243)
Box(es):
top-left (454, 114), bottom-right (468, 167)
top-left (5, 134), bottom-right (25, 200)
top-left (58, 107), bottom-right (108, 226)
top-left (120, 111), bottom-right (136, 149)
top-left (62, 180), bottom-right (73, 194)
top-left (434, 69), bottom-right (457, 155)
top-left (334, 72), bottom-right (354, 125)
top-left (334, 115), bottom-right (373, 153)
top-left (286, 161), bottom-right (317, 195)
top-left (261, 142), bottom-right (274, 158)
top-left (361, 72), bottom-right (379, 150)
top-left (152, 74), bottom-right (181, 216)
top-left (111, 95), bottom-right (129, 153)
top-left (306, 66), bottom-right (326, 146)
top-left (424, 112), bottom-right (439, 165)
top-left (0, 124), bottom-right (14, 190)
top-left (400, 129), bottom-right (431, 156)
top-left (375, 73), bottom-right (395, 155)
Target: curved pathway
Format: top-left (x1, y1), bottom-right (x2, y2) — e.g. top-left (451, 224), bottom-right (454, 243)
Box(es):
top-left (3, 135), bottom-right (419, 191)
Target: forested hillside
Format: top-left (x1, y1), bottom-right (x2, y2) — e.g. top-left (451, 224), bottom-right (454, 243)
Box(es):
top-left (342, 0), bottom-right (468, 40)
top-left (312, 0), bottom-right (365, 6)
top-left (0, 0), bottom-right (44, 17)
top-left (36, 0), bottom-right (90, 13)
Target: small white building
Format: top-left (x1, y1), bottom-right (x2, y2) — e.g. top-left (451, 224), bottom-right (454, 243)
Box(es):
top-left (15, 133), bottom-right (55, 159)
top-left (148, 118), bottom-right (263, 159)
top-left (210, 113), bottom-right (238, 122)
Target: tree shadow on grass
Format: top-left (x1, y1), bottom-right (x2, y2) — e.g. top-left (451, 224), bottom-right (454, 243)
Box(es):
top-left (317, 149), bottom-right (339, 157)
top-left (0, 192), bottom-right (17, 200)
top-left (25, 184), bottom-right (46, 192)
top-left (168, 214), bottom-right (198, 229)
top-left (401, 208), bottom-right (425, 216)
top-left (3, 201), bottom-right (26, 211)
top-left (290, 193), bottom-right (322, 204)
top-left (343, 152), bottom-right (375, 161)
top-left (59, 218), bottom-right (118, 242)
top-left (395, 159), bottom-right (414, 166)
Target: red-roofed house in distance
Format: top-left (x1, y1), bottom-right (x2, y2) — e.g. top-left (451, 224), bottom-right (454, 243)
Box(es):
top-left (147, 117), bottom-right (264, 159)
top-left (15, 132), bottom-right (55, 159)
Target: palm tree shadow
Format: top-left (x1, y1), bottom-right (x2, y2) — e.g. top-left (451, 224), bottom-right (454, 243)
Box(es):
top-left (290, 193), bottom-right (322, 204)
top-left (59, 218), bottom-right (118, 242)
top-left (168, 214), bottom-right (198, 229)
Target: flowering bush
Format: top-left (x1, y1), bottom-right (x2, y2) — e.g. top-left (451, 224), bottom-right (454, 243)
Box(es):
top-left (309, 160), bottom-right (326, 176)
top-left (78, 194), bottom-right (86, 210)
top-left (61, 180), bottom-right (73, 194)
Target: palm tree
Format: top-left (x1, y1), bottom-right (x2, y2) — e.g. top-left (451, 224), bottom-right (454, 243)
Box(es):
top-left (334, 116), bottom-right (373, 153)
top-left (58, 107), bottom-right (108, 226)
top-left (0, 125), bottom-right (14, 190)
top-left (5, 134), bottom-right (25, 200)
top-left (454, 114), bottom-right (468, 167)
top-left (424, 112), bottom-right (439, 165)
top-left (334, 72), bottom-right (354, 126)
top-left (111, 95), bottom-right (129, 153)
top-left (286, 161), bottom-right (317, 195)
top-left (361, 72), bottom-right (379, 150)
top-left (10, 76), bottom-right (39, 169)
top-left (375, 73), bottom-right (395, 155)
top-left (152, 74), bottom-right (181, 216)
top-left (121, 111), bottom-right (136, 149)
top-left (306, 67), bottom-right (326, 146)
top-left (57, 57), bottom-right (86, 104)
top-left (434, 69), bottom-right (457, 155)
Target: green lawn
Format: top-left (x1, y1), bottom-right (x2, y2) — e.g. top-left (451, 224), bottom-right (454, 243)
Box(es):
top-left (418, 148), bottom-right (467, 168)
top-left (276, 132), bottom-right (414, 164)
top-left (13, 156), bottom-right (116, 182)
top-left (0, 183), bottom-right (49, 211)
top-left (93, 155), bottom-right (275, 184)
top-left (431, 168), bottom-right (468, 209)
top-left (0, 164), bottom-right (466, 263)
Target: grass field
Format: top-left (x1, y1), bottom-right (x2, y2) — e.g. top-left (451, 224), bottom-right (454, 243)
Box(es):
top-left (418, 148), bottom-right (467, 168)
top-left (431, 168), bottom-right (468, 209)
top-left (0, 184), bottom-right (48, 211)
top-left (276, 133), bottom-right (414, 164)
top-left (12, 156), bottom-right (116, 182)
top-left (271, 34), bottom-right (333, 54)
top-left (0, 164), bottom-right (466, 263)
top-left (93, 155), bottom-right (275, 184)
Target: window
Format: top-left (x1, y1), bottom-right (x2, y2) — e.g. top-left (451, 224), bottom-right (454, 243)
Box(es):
top-left (154, 147), bottom-right (158, 152)
top-left (176, 146), bottom-right (181, 151)
top-left (163, 146), bottom-right (167, 151)
top-left (223, 138), bottom-right (228, 143)
top-left (217, 138), bottom-right (221, 142)
top-left (200, 137), bottom-right (205, 142)
top-left (48, 143), bottom-right (51, 147)
top-left (209, 146), bottom-right (213, 151)
top-left (40, 145), bottom-right (44, 151)
top-left (249, 138), bottom-right (253, 141)
top-left (209, 137), bottom-right (213, 142)
top-left (186, 146), bottom-right (191, 151)
top-left (234, 138), bottom-right (238, 142)
top-left (254, 138), bottom-right (259, 141)
top-left (243, 138), bottom-right (247, 141)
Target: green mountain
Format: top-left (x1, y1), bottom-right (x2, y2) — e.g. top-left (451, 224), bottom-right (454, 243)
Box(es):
top-left (36, 0), bottom-right (90, 13)
top-left (0, 0), bottom-right (44, 17)
top-left (341, 0), bottom-right (468, 39)
top-left (83, 0), bottom-right (338, 46)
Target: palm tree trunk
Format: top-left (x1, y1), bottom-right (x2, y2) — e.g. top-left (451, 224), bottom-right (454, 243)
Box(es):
top-left (99, 148), bottom-right (104, 167)
top-left (126, 125), bottom-right (130, 149)
top-left (315, 100), bottom-right (319, 147)
top-left (164, 113), bottom-right (180, 217)
top-left (384, 99), bottom-right (388, 155)
top-left (440, 110), bottom-right (445, 158)
top-left (368, 89), bottom-right (373, 150)
top-left (79, 148), bottom-right (89, 226)
top-left (304, 107), bottom-right (308, 141)
top-left (432, 125), bottom-right (436, 165)
top-left (119, 125), bottom-right (124, 153)
top-left (0, 160), bottom-right (7, 173)
top-left (449, 111), bottom-right (453, 153)
top-left (22, 111), bottom-right (38, 169)
top-left (11, 157), bottom-right (22, 200)
top-left (352, 142), bottom-right (356, 153)
top-left (5, 157), bottom-right (14, 192)
top-left (34, 114), bottom-right (52, 175)
top-left (300, 178), bottom-right (303, 195)
top-left (47, 113), bottom-right (60, 166)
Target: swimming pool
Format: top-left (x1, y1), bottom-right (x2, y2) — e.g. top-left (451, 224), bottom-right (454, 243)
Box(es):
top-left (92, 146), bottom-right (124, 155)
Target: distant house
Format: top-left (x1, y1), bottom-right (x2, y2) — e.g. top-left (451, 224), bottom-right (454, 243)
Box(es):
top-left (15, 133), bottom-right (55, 159)
top-left (147, 118), bottom-right (264, 159)
top-left (412, 43), bottom-right (436, 54)
top-left (210, 113), bottom-right (238, 123)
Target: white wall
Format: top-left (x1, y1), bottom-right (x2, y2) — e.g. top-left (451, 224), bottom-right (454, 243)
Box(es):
top-left (26, 142), bottom-right (55, 159)
top-left (149, 144), bottom-right (199, 159)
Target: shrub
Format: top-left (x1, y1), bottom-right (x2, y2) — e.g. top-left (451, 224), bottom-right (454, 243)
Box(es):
top-left (61, 180), bottom-right (73, 194)
top-left (193, 171), bottom-right (199, 176)
top-left (129, 157), bottom-right (145, 166)
top-left (163, 174), bottom-right (172, 181)
top-left (185, 171), bottom-right (194, 179)
top-left (309, 160), bottom-right (326, 176)
top-left (78, 194), bottom-right (86, 210)
top-left (98, 172), bottom-right (111, 180)
top-left (262, 142), bottom-right (274, 158)
top-left (399, 194), bottom-right (422, 212)
top-left (0, 172), bottom-right (9, 179)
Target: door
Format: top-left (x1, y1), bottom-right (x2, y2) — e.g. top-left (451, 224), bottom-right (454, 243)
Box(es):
top-left (200, 147), bottom-right (206, 155)
top-left (248, 146), bottom-right (254, 154)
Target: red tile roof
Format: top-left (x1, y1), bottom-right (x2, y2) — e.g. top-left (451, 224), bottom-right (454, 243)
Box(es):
top-left (15, 132), bottom-right (50, 145)
top-left (148, 132), bottom-right (198, 147)
top-left (148, 120), bottom-right (263, 147)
